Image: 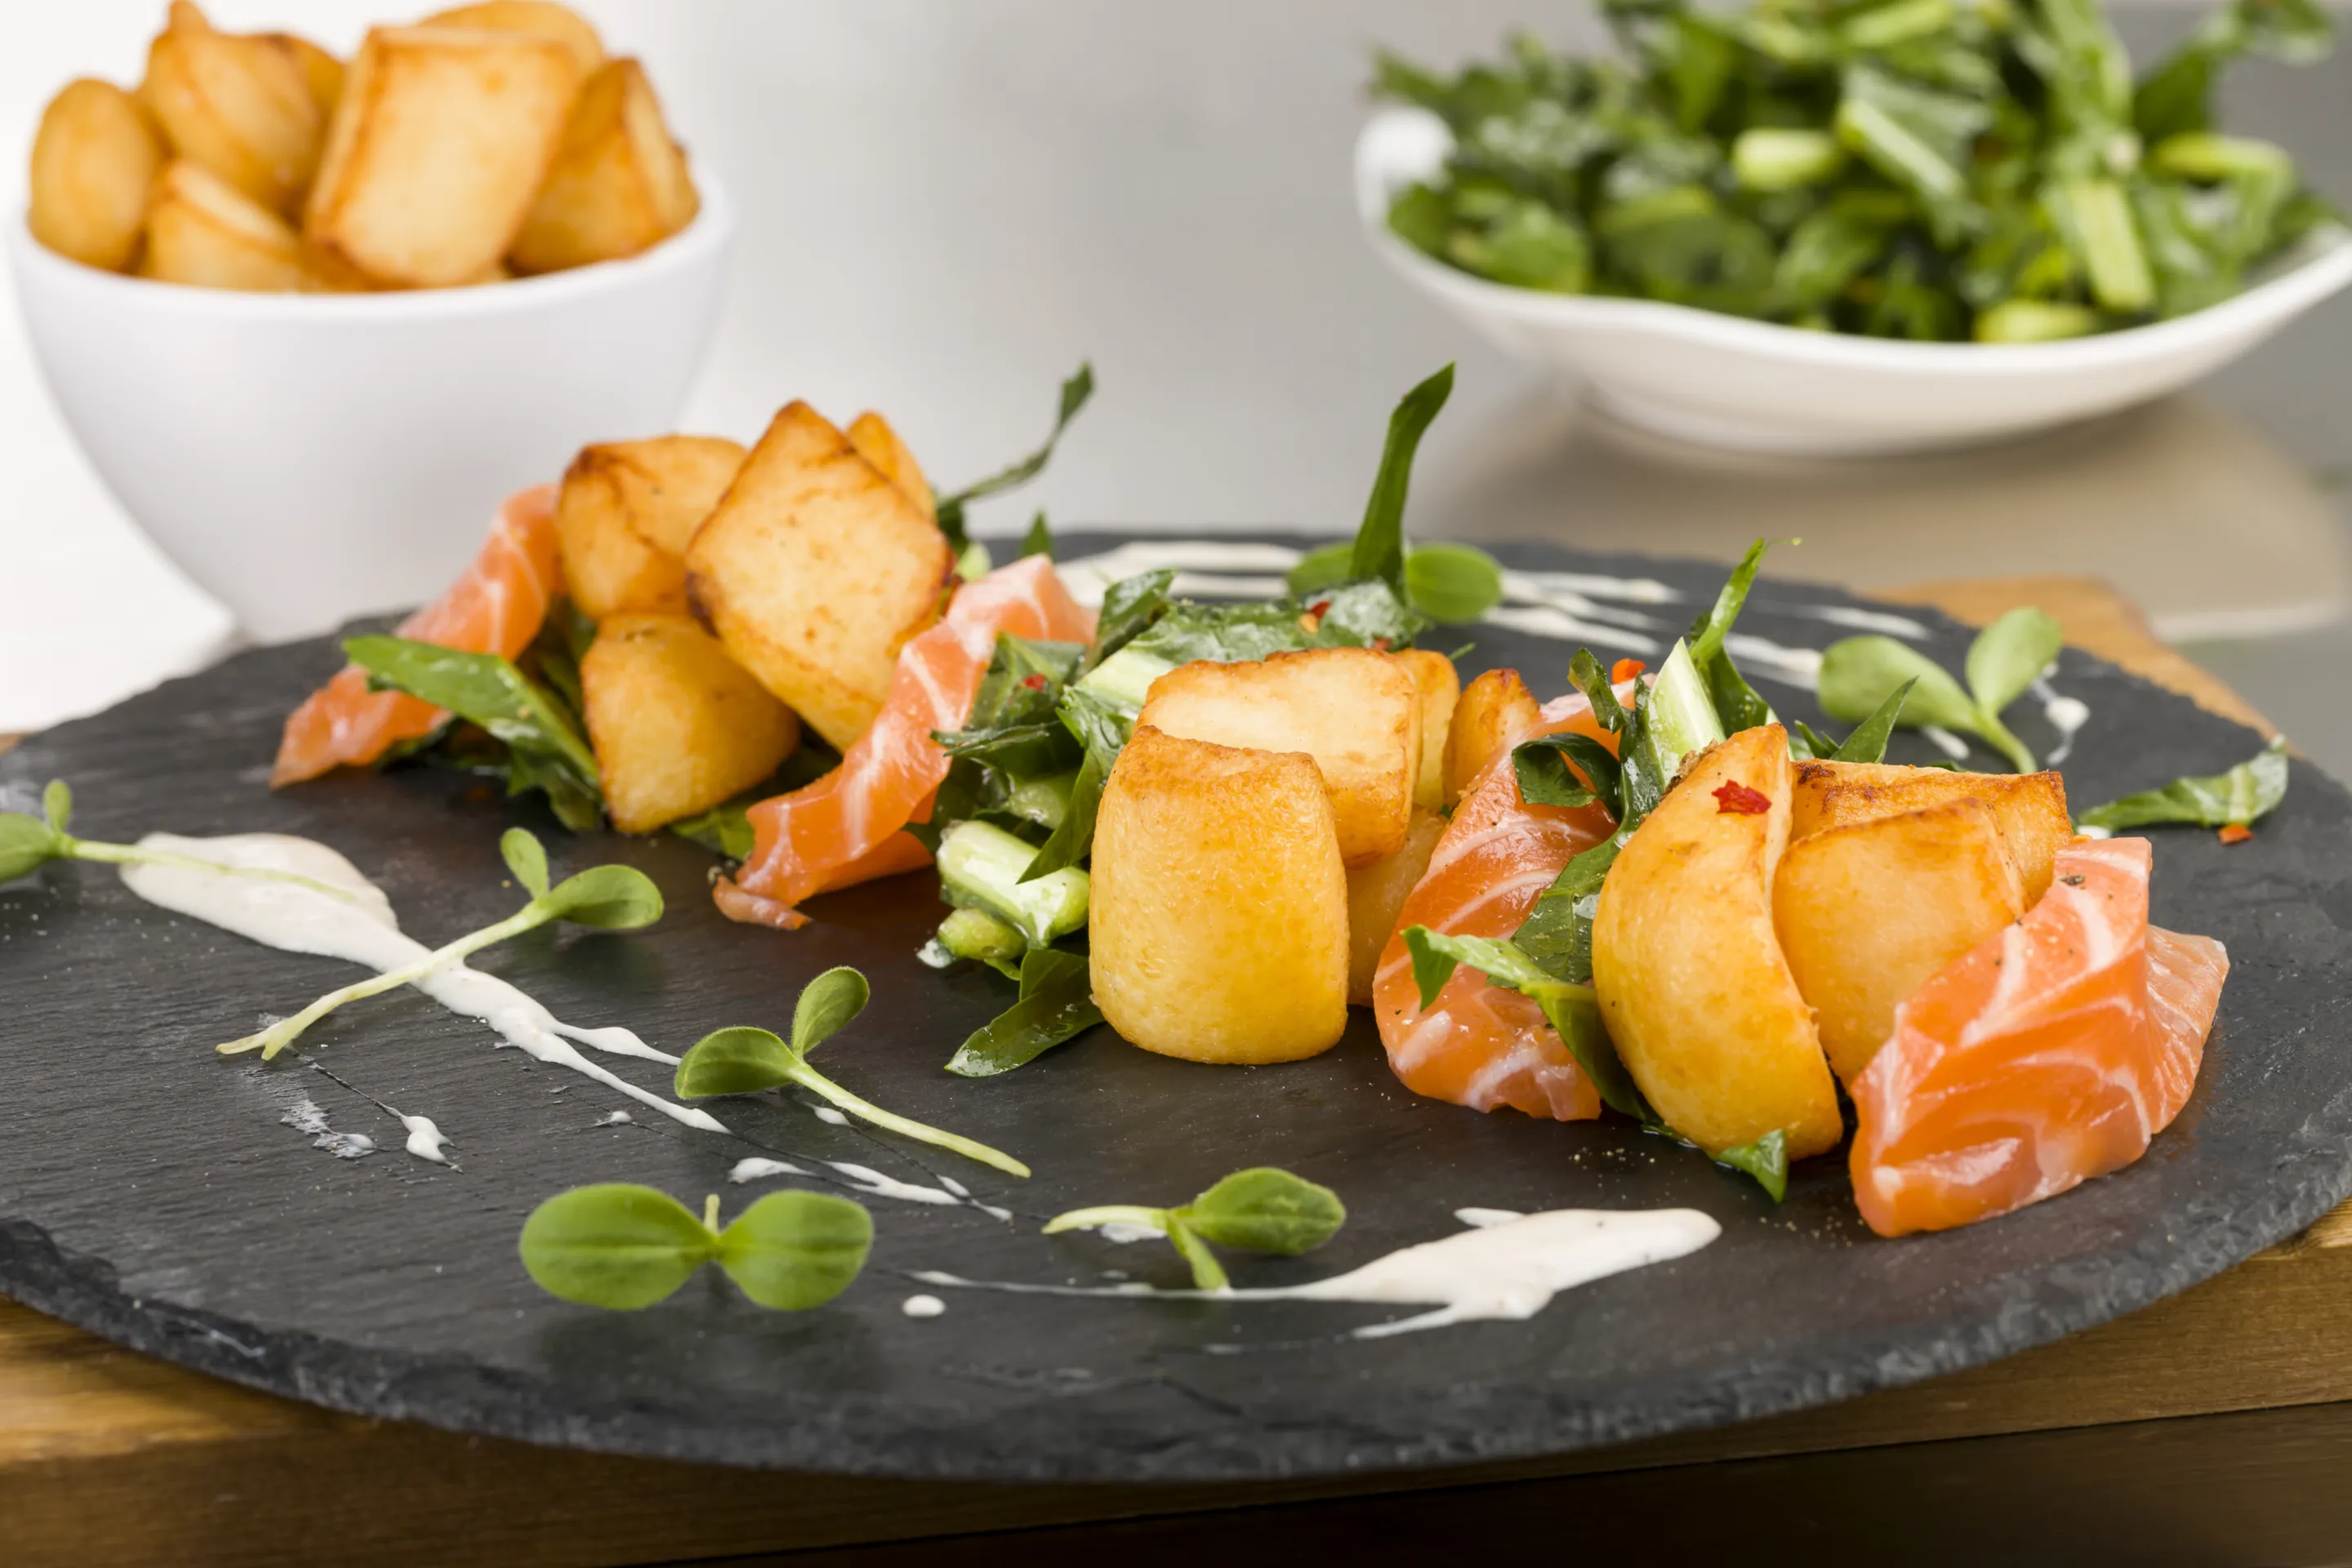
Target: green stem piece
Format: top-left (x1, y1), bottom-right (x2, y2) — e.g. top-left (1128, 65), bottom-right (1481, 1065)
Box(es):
top-left (782, 1060), bottom-right (1032, 1178)
top-left (219, 905), bottom-right (547, 1059)
top-left (65, 838), bottom-right (362, 904)
top-left (1974, 712), bottom-right (2038, 774)
top-left (1040, 1205), bottom-right (1169, 1236)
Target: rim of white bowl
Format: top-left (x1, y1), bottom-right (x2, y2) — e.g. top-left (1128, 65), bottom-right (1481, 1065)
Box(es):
top-left (1354, 106), bottom-right (2352, 376)
top-left (7, 167), bottom-right (733, 318)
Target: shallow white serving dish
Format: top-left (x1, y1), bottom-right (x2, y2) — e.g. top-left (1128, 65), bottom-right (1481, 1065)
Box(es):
top-left (8, 175), bottom-right (734, 642)
top-left (1356, 108), bottom-right (2352, 457)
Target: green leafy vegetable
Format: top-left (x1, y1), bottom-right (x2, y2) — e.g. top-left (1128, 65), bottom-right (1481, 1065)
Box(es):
top-left (2077, 736), bottom-right (2289, 833)
top-left (1292, 540), bottom-right (1506, 623)
top-left (946, 947), bottom-right (1105, 1077)
top-left (671, 966), bottom-right (1031, 1176)
top-left (345, 635), bottom-right (603, 831)
top-left (1377, 3), bottom-right (2338, 340)
top-left (1350, 364), bottom-right (1454, 594)
top-left (1715, 1129), bottom-right (1789, 1202)
top-left (218, 829), bottom-right (662, 1059)
top-left (1021, 511), bottom-right (1056, 560)
top-left (1818, 607), bottom-right (2060, 772)
top-left (933, 362), bottom-right (1095, 562)
top-left (1401, 926), bottom-right (1652, 1124)
top-left (1044, 1167), bottom-right (1345, 1290)
top-left (518, 1183), bottom-right (871, 1311)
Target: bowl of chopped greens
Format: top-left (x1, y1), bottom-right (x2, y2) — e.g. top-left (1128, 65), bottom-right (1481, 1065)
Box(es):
top-left (1358, 0), bottom-right (2352, 456)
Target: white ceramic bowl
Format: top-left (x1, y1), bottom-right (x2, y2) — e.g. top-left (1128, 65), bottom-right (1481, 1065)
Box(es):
top-left (1356, 109), bottom-right (2352, 457)
top-left (8, 176), bottom-right (734, 641)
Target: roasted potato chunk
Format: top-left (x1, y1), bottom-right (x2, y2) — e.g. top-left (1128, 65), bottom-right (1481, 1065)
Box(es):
top-left (846, 412), bottom-right (936, 527)
top-left (509, 58), bottom-right (697, 274)
top-left (581, 613), bottom-right (798, 834)
top-left (422, 1), bottom-right (606, 76)
top-left (1792, 760), bottom-right (2071, 905)
top-left (1443, 666), bottom-right (1540, 805)
top-left (1091, 726), bottom-right (1348, 1063)
top-left (305, 25), bottom-right (581, 287)
top-left (1593, 724), bottom-right (1843, 1160)
top-left (140, 158), bottom-right (310, 291)
top-left (1138, 647), bottom-right (1419, 866)
top-left (555, 435), bottom-right (746, 619)
top-left (141, 1), bottom-right (324, 216)
top-left (1391, 648), bottom-right (1459, 811)
top-left (28, 80), bottom-right (166, 272)
top-left (684, 402), bottom-right (954, 749)
top-left (1774, 800), bottom-right (2026, 1086)
top-left (1346, 807), bottom-right (1446, 1006)
top-left (261, 32), bottom-right (344, 123)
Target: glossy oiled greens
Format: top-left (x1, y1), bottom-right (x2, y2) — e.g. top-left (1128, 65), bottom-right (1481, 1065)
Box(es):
top-left (1377, 0), bottom-right (2337, 341)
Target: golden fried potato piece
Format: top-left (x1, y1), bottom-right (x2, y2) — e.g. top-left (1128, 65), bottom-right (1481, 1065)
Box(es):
top-left (422, 1), bottom-right (605, 76)
top-left (684, 402), bottom-right (953, 749)
top-left (1593, 724), bottom-right (1843, 1160)
top-left (1775, 800), bottom-right (2026, 1086)
top-left (140, 158), bottom-right (308, 291)
top-left (509, 58), bottom-right (697, 274)
top-left (1443, 666), bottom-right (1540, 806)
top-left (1345, 807), bottom-right (1447, 1006)
top-left (141, 1), bottom-right (323, 216)
top-left (1138, 647), bottom-right (1419, 866)
top-left (555, 435), bottom-right (747, 620)
top-left (305, 26), bottom-right (581, 287)
top-left (846, 412), bottom-right (937, 527)
top-left (581, 613), bottom-right (798, 834)
top-left (261, 32), bottom-right (343, 122)
top-left (1391, 648), bottom-right (1459, 811)
top-left (1091, 726), bottom-right (1348, 1063)
top-left (1792, 760), bottom-right (2071, 905)
top-left (28, 80), bottom-right (166, 272)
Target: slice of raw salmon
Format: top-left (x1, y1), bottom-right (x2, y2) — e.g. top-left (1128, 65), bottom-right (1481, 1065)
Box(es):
top-left (270, 485), bottom-right (564, 786)
top-left (1851, 835), bottom-right (2228, 1237)
top-left (714, 554), bottom-right (1096, 930)
top-left (1370, 684), bottom-right (1624, 1120)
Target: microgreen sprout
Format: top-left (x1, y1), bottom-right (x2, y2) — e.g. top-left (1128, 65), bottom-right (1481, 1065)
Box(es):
top-left (671, 966), bottom-right (1032, 1177)
top-left (1044, 1167), bottom-right (1347, 1291)
top-left (218, 828), bottom-right (662, 1059)
top-left (519, 1183), bottom-right (872, 1311)
top-left (1818, 608), bottom-right (2063, 773)
top-left (0, 780), bottom-right (359, 901)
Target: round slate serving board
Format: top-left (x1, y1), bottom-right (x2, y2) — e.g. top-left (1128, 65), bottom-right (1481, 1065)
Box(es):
top-left (4, 536), bottom-right (2350, 1485)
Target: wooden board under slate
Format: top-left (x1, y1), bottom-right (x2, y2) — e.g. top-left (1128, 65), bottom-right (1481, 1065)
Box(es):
top-left (2, 538), bottom-right (2350, 1485)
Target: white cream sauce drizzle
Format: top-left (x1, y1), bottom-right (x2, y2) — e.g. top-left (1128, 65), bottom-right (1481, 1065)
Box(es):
top-left (813, 1107), bottom-right (849, 1126)
top-left (1920, 725), bottom-right (1973, 760)
top-left (1795, 604), bottom-right (1932, 639)
top-left (279, 1094), bottom-right (376, 1160)
top-left (902, 1294), bottom-right (947, 1318)
top-left (2035, 678), bottom-right (2091, 767)
top-left (398, 1113), bottom-right (451, 1165)
top-left (729, 1155), bottom-right (1011, 1220)
top-left (119, 833), bottom-right (724, 1133)
top-left (1097, 1220), bottom-right (1169, 1244)
top-left (1722, 634), bottom-right (1823, 688)
top-left (596, 1111), bottom-right (634, 1127)
top-left (915, 1208), bottom-right (1719, 1338)
top-left (729, 1156), bottom-right (808, 1183)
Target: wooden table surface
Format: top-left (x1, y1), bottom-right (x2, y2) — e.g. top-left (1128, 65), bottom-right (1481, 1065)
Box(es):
top-left (6, 576), bottom-right (2350, 1567)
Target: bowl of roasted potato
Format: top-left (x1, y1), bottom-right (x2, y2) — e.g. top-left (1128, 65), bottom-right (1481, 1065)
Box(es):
top-left (10, 1), bottom-right (731, 641)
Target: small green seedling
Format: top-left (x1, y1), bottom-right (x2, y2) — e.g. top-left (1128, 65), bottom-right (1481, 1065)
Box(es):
top-left (0, 780), bottom-right (357, 900)
top-left (219, 828), bottom-right (662, 1058)
top-left (519, 1183), bottom-right (872, 1311)
top-left (1818, 607), bottom-right (2063, 773)
top-left (1044, 1167), bottom-right (1347, 1291)
top-left (672, 966), bottom-right (1032, 1177)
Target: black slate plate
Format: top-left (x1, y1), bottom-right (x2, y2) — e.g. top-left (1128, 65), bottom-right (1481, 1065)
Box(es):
top-left (4, 535), bottom-right (2351, 1484)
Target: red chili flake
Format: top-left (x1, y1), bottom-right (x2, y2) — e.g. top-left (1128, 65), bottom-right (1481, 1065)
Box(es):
top-left (1610, 658), bottom-right (1647, 684)
top-left (1713, 781), bottom-right (1771, 816)
top-left (1308, 598), bottom-right (1332, 616)
top-left (1371, 637), bottom-right (1392, 653)
top-left (2219, 823), bottom-right (2256, 844)
top-left (1020, 674), bottom-right (1049, 691)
